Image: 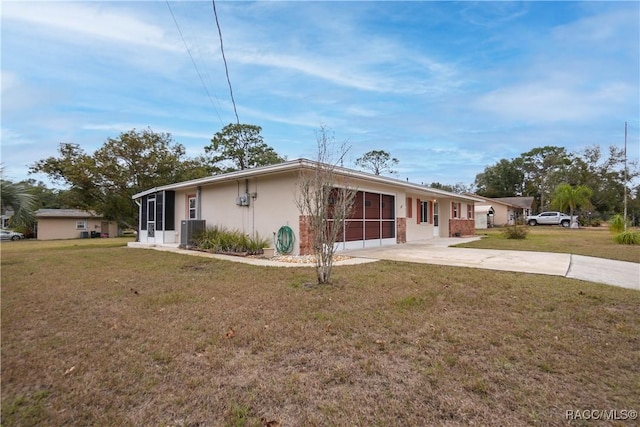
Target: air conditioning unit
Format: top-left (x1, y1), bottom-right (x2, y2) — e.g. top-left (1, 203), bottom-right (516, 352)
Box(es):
top-left (180, 219), bottom-right (206, 248)
top-left (235, 193), bottom-right (250, 206)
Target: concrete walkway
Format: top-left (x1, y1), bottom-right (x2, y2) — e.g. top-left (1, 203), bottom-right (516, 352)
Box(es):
top-left (128, 238), bottom-right (639, 291)
top-left (343, 237), bottom-right (640, 291)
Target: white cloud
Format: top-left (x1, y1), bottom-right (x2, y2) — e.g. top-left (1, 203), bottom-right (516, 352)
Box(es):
top-left (1, 1), bottom-right (181, 52)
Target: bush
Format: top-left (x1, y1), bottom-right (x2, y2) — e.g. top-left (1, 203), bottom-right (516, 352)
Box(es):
top-left (608, 214), bottom-right (627, 234)
top-left (193, 226), bottom-right (271, 255)
top-left (613, 231), bottom-right (640, 245)
top-left (502, 226), bottom-right (528, 240)
top-left (579, 216), bottom-right (601, 227)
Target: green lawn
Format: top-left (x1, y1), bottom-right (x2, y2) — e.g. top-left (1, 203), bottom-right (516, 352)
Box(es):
top-left (455, 226), bottom-right (640, 263)
top-left (2, 239), bottom-right (639, 426)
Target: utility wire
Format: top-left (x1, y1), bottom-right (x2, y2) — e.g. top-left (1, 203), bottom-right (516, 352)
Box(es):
top-left (166, 0), bottom-right (224, 126)
top-left (212, 0), bottom-right (240, 125)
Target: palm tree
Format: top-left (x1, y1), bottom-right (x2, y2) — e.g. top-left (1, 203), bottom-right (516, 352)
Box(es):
top-left (0, 172), bottom-right (36, 228)
top-left (550, 183), bottom-right (593, 227)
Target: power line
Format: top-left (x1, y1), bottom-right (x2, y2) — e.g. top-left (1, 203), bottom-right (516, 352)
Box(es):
top-left (165, 0), bottom-right (224, 126)
top-left (212, 0), bottom-right (240, 125)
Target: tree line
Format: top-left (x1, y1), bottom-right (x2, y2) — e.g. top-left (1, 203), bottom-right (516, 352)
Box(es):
top-left (474, 145), bottom-right (639, 221)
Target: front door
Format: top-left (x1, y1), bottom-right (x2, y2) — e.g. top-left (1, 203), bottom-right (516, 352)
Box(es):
top-left (147, 198), bottom-right (156, 242)
top-left (433, 202), bottom-right (439, 237)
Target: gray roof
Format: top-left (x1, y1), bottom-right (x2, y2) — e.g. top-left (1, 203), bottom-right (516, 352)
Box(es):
top-left (493, 197), bottom-right (534, 209)
top-left (35, 209), bottom-right (101, 219)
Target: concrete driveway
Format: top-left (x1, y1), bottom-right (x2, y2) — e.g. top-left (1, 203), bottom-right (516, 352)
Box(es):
top-left (343, 237), bottom-right (640, 291)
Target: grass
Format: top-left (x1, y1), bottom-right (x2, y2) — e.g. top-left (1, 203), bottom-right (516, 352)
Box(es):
top-left (2, 238), bottom-right (639, 426)
top-left (456, 226), bottom-right (640, 263)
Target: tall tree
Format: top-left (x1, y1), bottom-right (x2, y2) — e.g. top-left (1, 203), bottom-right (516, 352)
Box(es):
top-left (295, 126), bottom-right (357, 285)
top-left (519, 146), bottom-right (571, 211)
top-left (30, 128), bottom-right (208, 229)
top-left (355, 150), bottom-right (399, 175)
top-left (565, 145), bottom-right (638, 216)
top-left (205, 123), bottom-right (285, 173)
top-left (550, 183), bottom-right (593, 227)
top-left (474, 158), bottom-right (524, 197)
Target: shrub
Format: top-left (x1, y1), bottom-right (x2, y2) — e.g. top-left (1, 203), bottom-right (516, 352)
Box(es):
top-left (608, 214), bottom-right (626, 234)
top-left (579, 216), bottom-right (601, 227)
top-left (613, 231), bottom-right (640, 245)
top-left (502, 226), bottom-right (528, 240)
top-left (192, 226), bottom-right (271, 254)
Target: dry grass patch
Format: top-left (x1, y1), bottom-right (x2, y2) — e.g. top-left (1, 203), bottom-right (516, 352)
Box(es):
top-left (2, 240), bottom-right (639, 426)
top-left (457, 226), bottom-right (640, 263)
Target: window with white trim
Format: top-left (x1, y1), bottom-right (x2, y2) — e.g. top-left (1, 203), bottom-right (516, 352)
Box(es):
top-left (420, 201), bottom-right (429, 223)
top-left (467, 204), bottom-right (473, 219)
top-left (76, 220), bottom-right (87, 230)
top-left (452, 202), bottom-right (461, 219)
top-left (188, 195), bottom-right (197, 219)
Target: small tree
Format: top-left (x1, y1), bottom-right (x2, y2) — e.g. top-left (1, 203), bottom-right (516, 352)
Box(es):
top-left (550, 183), bottom-right (593, 227)
top-left (355, 150), bottom-right (398, 176)
top-left (295, 127), bottom-right (357, 284)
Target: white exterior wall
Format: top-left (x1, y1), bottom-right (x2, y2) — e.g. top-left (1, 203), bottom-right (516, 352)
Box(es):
top-left (175, 173), bottom-right (302, 254)
top-left (475, 213), bottom-right (488, 229)
top-left (404, 193), bottom-right (457, 240)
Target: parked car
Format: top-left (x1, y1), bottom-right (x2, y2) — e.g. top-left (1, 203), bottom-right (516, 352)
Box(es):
top-left (0, 230), bottom-right (25, 241)
top-left (525, 211), bottom-right (576, 227)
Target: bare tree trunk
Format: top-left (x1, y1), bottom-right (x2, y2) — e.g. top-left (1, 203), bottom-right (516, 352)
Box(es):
top-left (295, 127), bottom-right (357, 285)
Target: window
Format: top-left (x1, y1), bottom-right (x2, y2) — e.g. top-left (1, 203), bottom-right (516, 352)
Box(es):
top-left (420, 201), bottom-right (429, 223)
top-left (76, 220), bottom-right (87, 230)
top-left (467, 204), bottom-right (474, 219)
top-left (188, 195), bottom-right (197, 219)
top-left (452, 202), bottom-right (461, 219)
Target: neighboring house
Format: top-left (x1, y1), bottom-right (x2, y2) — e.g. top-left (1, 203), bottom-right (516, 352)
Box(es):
top-left (471, 195), bottom-right (535, 227)
top-left (132, 159), bottom-right (482, 255)
top-left (34, 209), bottom-right (118, 240)
top-left (494, 197), bottom-right (535, 218)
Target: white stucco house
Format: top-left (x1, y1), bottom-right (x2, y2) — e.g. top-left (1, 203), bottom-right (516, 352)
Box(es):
top-left (472, 195), bottom-right (535, 228)
top-left (131, 159), bottom-right (481, 255)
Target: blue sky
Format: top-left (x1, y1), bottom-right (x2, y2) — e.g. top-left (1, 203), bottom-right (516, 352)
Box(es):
top-left (2, 1), bottom-right (639, 188)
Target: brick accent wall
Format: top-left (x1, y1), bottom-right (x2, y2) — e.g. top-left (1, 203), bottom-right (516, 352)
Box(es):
top-left (396, 217), bottom-right (406, 244)
top-left (449, 219), bottom-right (475, 237)
top-left (298, 215), bottom-right (313, 255)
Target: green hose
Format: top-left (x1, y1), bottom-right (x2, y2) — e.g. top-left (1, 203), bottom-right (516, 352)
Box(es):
top-left (275, 225), bottom-right (294, 254)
